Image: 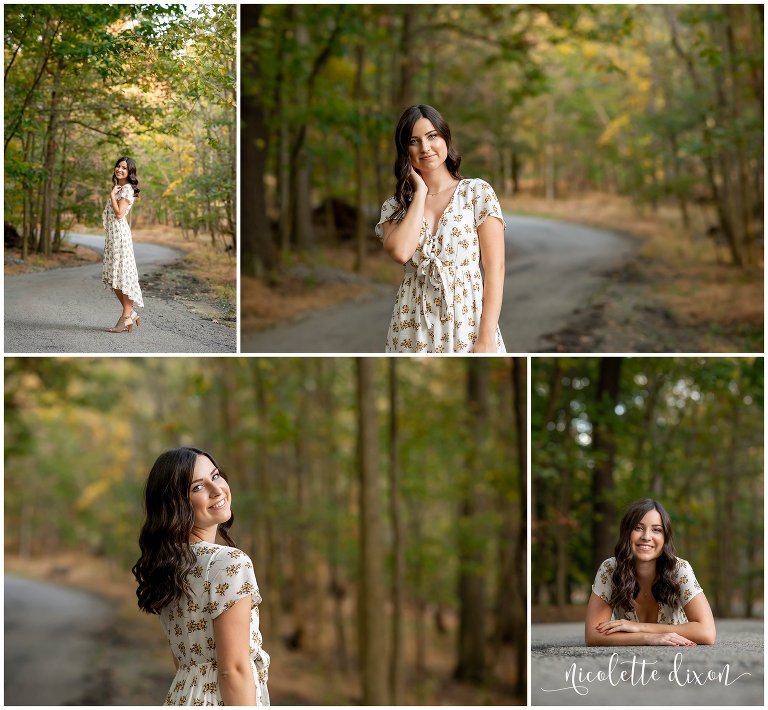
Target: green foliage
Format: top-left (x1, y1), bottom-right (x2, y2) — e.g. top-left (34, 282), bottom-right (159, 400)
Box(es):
top-left (4, 4), bottom-right (236, 249)
top-left (242, 4), bottom-right (763, 269)
top-left (5, 357), bottom-right (521, 618)
top-left (532, 357), bottom-right (763, 615)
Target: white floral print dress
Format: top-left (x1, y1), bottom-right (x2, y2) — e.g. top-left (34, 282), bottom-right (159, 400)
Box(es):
top-left (102, 183), bottom-right (144, 307)
top-left (159, 543), bottom-right (270, 706)
top-left (375, 178), bottom-right (506, 353)
top-left (592, 556), bottom-right (704, 624)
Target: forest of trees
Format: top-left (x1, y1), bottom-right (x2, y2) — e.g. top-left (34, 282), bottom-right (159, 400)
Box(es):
top-left (4, 4), bottom-right (236, 257)
top-left (5, 356), bottom-right (526, 704)
top-left (241, 4), bottom-right (763, 276)
top-left (532, 357), bottom-right (764, 618)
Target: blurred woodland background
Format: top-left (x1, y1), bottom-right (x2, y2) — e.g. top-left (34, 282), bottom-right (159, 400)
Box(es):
top-left (532, 357), bottom-right (763, 621)
top-left (241, 5), bottom-right (762, 351)
top-left (242, 4), bottom-right (762, 274)
top-left (5, 357), bottom-right (526, 705)
top-left (4, 4), bottom-right (236, 258)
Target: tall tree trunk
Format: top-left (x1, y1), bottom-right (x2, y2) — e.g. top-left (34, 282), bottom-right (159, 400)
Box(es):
top-left (394, 7), bottom-right (419, 109)
top-left (290, 22), bottom-right (315, 251)
top-left (708, 15), bottom-right (745, 267)
top-left (356, 359), bottom-right (387, 704)
top-left (275, 12), bottom-right (292, 258)
top-left (387, 360), bottom-right (404, 704)
top-left (511, 358), bottom-right (527, 697)
top-left (408, 504), bottom-right (427, 678)
top-left (718, 391), bottom-right (739, 617)
top-left (318, 360), bottom-right (348, 670)
top-left (353, 39), bottom-right (367, 273)
top-left (288, 367), bottom-right (311, 650)
top-left (250, 361), bottom-right (281, 641)
top-left (38, 57), bottom-right (64, 256)
top-left (372, 41), bottom-right (385, 203)
top-left (744, 465), bottom-right (759, 617)
top-left (53, 128), bottom-right (69, 252)
top-left (590, 358), bottom-right (622, 572)
top-left (723, 5), bottom-right (756, 267)
top-left (241, 5), bottom-right (277, 277)
top-left (454, 360), bottom-right (489, 683)
top-left (544, 95), bottom-right (556, 201)
top-left (22, 130), bottom-right (35, 260)
top-left (227, 58), bottom-right (237, 248)
top-left (556, 430), bottom-right (573, 606)
top-left (667, 131), bottom-right (690, 229)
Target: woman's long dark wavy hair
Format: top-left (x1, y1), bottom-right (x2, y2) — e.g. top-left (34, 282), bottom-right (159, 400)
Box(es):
top-left (132, 447), bottom-right (235, 614)
top-left (391, 104), bottom-right (463, 221)
top-left (609, 498), bottom-right (681, 615)
top-left (112, 156), bottom-right (141, 197)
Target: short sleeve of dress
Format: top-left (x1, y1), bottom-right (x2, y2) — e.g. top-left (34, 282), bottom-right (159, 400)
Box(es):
top-left (591, 557), bottom-right (616, 604)
top-left (675, 558), bottom-right (704, 606)
top-left (206, 547), bottom-right (260, 619)
top-left (119, 184), bottom-right (135, 205)
top-left (374, 197), bottom-right (399, 242)
top-left (472, 179), bottom-right (505, 231)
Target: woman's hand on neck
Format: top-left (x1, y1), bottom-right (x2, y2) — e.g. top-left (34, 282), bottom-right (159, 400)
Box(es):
top-left (190, 525), bottom-right (217, 544)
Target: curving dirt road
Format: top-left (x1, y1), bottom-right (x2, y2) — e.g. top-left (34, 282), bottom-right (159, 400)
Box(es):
top-left (4, 233), bottom-right (236, 353)
top-left (242, 214), bottom-right (635, 353)
top-left (5, 574), bottom-right (116, 705)
top-left (532, 620), bottom-right (763, 706)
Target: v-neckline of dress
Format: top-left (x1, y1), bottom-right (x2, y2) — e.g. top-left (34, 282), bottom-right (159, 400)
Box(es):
top-left (628, 600), bottom-right (663, 623)
top-left (423, 179), bottom-right (464, 237)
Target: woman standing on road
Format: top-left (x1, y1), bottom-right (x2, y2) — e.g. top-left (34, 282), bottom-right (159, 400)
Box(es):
top-left (103, 156), bottom-right (144, 333)
top-left (133, 447), bottom-right (270, 705)
top-left (585, 498), bottom-right (716, 646)
top-left (376, 104), bottom-right (506, 353)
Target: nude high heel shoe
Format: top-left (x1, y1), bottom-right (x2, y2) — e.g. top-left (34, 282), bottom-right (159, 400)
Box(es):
top-left (106, 315), bottom-right (133, 333)
top-left (131, 310), bottom-right (141, 328)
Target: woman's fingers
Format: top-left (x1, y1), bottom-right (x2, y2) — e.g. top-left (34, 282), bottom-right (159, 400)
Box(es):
top-left (596, 620), bottom-right (621, 631)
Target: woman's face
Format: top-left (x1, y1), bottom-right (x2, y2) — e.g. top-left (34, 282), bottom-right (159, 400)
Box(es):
top-left (408, 117), bottom-right (448, 173)
top-left (188, 454), bottom-right (231, 529)
top-left (114, 161), bottom-right (128, 181)
top-left (629, 509), bottom-right (664, 562)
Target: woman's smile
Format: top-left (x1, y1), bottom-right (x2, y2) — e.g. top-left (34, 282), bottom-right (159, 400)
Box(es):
top-left (209, 497), bottom-right (228, 511)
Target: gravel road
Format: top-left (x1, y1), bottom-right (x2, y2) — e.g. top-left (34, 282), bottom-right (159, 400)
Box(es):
top-left (241, 214), bottom-right (635, 353)
top-left (532, 620), bottom-right (763, 705)
top-left (4, 233), bottom-right (236, 353)
top-left (5, 574), bottom-right (116, 705)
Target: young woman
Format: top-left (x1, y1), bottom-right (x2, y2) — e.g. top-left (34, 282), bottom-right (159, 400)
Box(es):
top-left (132, 447), bottom-right (270, 705)
top-left (585, 498), bottom-right (716, 646)
top-left (103, 156), bottom-right (144, 333)
top-left (376, 105), bottom-right (506, 353)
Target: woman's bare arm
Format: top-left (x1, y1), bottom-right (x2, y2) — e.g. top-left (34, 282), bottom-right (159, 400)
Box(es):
top-left (597, 593), bottom-right (716, 645)
top-left (473, 215), bottom-right (505, 352)
top-left (382, 170), bottom-right (427, 264)
top-left (213, 595), bottom-right (256, 705)
top-left (585, 592), bottom-right (696, 646)
top-left (110, 186), bottom-right (130, 219)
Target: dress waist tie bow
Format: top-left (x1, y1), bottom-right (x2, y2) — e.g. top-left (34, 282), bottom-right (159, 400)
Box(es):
top-left (416, 252), bottom-right (452, 328)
